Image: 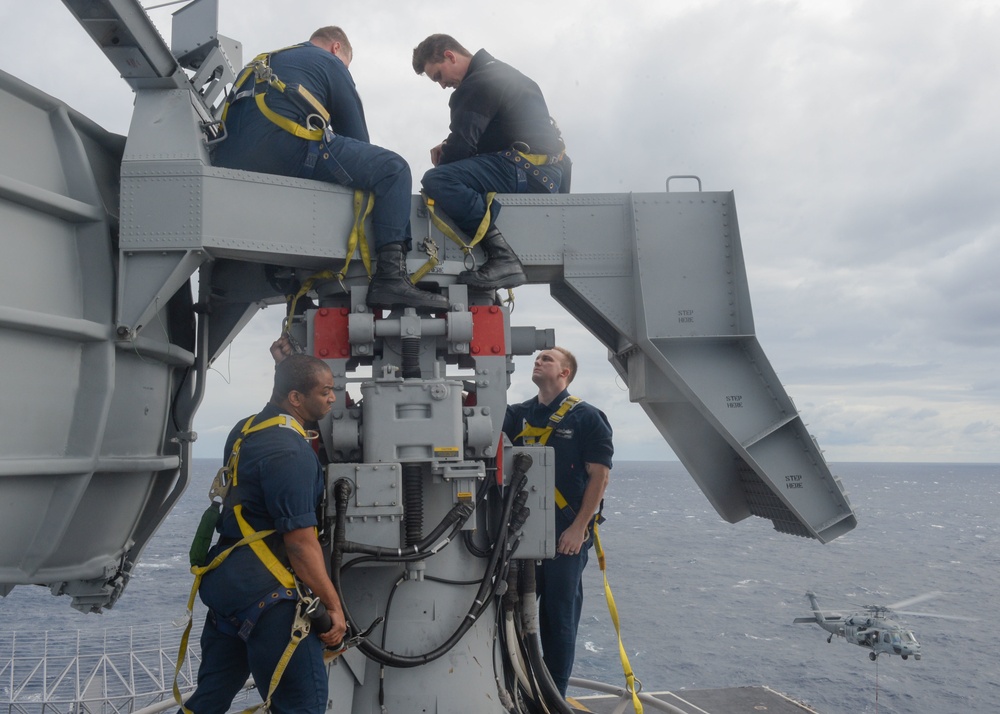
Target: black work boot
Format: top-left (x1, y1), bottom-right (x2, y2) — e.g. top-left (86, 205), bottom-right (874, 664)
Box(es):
top-left (367, 243), bottom-right (449, 311)
top-left (457, 227), bottom-right (527, 290)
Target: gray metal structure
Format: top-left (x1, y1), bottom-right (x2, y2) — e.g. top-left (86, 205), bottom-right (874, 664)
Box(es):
top-left (0, 0), bottom-right (856, 711)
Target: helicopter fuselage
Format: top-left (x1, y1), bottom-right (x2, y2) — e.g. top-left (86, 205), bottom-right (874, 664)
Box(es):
top-left (794, 593), bottom-right (922, 661)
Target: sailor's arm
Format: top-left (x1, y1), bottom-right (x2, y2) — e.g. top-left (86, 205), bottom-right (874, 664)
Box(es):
top-left (284, 527), bottom-right (347, 646)
top-left (557, 462), bottom-right (610, 555)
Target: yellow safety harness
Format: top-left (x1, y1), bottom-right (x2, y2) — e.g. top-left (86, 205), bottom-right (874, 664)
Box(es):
top-left (513, 394), bottom-right (581, 448)
top-left (513, 395), bottom-right (582, 520)
top-left (173, 414), bottom-right (318, 714)
top-left (223, 45), bottom-right (330, 143)
top-left (515, 395), bottom-right (642, 713)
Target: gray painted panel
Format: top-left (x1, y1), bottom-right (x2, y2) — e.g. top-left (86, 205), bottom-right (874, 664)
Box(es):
top-left (0, 68), bottom-right (192, 610)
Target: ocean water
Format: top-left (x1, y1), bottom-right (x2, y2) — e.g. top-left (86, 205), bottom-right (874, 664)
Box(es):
top-left (2, 461), bottom-right (997, 714)
top-left (572, 461), bottom-right (1000, 714)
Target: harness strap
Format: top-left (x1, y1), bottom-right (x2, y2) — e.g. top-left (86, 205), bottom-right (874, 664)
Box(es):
top-left (422, 191), bottom-right (497, 264)
top-left (254, 91), bottom-right (324, 141)
top-left (259, 600), bottom-right (313, 713)
top-left (211, 585), bottom-right (299, 641)
top-left (283, 190), bottom-right (376, 330)
top-left (499, 148), bottom-right (564, 193)
top-left (592, 519), bottom-right (644, 713)
top-left (347, 190), bottom-right (375, 279)
top-left (513, 395), bottom-right (582, 446)
top-left (230, 415), bottom-right (306, 589)
top-left (173, 526), bottom-right (288, 713)
top-left (514, 395), bottom-right (583, 522)
top-left (222, 47), bottom-right (329, 143)
top-left (234, 504), bottom-right (296, 589)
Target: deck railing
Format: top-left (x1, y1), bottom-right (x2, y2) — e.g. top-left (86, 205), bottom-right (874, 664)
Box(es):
top-left (0, 624), bottom-right (253, 713)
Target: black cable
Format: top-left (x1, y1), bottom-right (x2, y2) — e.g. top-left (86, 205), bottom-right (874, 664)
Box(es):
top-left (340, 500), bottom-right (473, 559)
top-left (464, 471), bottom-right (501, 557)
top-left (377, 574), bottom-right (405, 710)
top-left (518, 560), bottom-right (575, 714)
top-left (333, 467), bottom-right (530, 668)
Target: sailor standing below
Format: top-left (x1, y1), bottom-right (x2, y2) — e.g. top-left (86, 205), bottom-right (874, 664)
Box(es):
top-left (213, 26), bottom-right (447, 312)
top-left (504, 347), bottom-right (613, 697)
top-left (412, 34), bottom-right (569, 290)
top-left (183, 355), bottom-right (346, 714)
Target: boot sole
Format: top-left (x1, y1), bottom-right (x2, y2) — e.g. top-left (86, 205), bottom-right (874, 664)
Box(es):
top-left (457, 274), bottom-right (527, 290)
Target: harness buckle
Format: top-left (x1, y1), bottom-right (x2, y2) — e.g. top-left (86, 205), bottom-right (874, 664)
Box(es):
top-left (420, 237), bottom-right (440, 262)
top-left (250, 59), bottom-right (272, 83)
top-left (463, 249), bottom-right (477, 272)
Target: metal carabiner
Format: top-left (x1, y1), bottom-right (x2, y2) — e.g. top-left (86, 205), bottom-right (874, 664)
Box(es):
top-left (250, 60), bottom-right (272, 83)
top-left (283, 331), bottom-right (305, 355)
top-left (420, 237), bottom-right (440, 261)
top-left (326, 616), bottom-right (384, 655)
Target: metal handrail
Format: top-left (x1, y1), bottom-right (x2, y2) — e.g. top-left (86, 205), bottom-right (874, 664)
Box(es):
top-left (0, 624), bottom-right (196, 712)
top-left (567, 676), bottom-right (689, 714)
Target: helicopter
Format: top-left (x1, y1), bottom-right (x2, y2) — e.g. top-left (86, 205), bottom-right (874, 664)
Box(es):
top-left (793, 591), bottom-right (972, 661)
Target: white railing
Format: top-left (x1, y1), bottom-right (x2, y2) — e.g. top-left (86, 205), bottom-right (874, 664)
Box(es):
top-left (0, 624), bottom-right (207, 713)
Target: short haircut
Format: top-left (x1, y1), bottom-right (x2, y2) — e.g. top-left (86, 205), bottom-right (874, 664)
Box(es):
top-left (311, 26), bottom-right (352, 56)
top-left (412, 34), bottom-right (472, 74)
top-left (552, 346), bottom-right (578, 384)
top-left (272, 354), bottom-right (331, 402)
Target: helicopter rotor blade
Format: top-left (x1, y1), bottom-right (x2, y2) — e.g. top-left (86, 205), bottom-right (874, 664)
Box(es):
top-left (886, 591), bottom-right (945, 611)
top-left (893, 610), bottom-right (978, 622)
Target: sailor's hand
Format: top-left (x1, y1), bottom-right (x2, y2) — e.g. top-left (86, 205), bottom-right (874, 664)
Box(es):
top-left (557, 523), bottom-right (588, 556)
top-left (430, 143), bottom-right (445, 166)
top-left (270, 336), bottom-right (293, 364)
top-left (319, 607), bottom-right (347, 648)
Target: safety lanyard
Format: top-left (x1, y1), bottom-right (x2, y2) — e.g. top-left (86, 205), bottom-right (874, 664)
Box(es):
top-left (593, 519), bottom-right (643, 713)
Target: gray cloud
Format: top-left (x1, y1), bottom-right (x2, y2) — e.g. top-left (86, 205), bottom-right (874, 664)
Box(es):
top-left (6, 0), bottom-right (997, 462)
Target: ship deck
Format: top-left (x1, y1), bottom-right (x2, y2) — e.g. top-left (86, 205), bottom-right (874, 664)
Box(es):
top-left (567, 682), bottom-right (821, 714)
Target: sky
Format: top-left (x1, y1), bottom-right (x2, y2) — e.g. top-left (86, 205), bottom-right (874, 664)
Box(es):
top-left (3, 0), bottom-right (998, 464)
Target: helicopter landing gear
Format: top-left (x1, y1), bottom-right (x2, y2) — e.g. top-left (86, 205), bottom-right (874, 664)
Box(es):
top-left (827, 634), bottom-right (833, 643)
top-left (901, 655), bottom-right (908, 660)
top-left (869, 652), bottom-right (878, 661)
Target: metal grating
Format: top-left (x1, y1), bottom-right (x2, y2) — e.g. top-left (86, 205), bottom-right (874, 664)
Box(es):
top-left (737, 461), bottom-right (814, 539)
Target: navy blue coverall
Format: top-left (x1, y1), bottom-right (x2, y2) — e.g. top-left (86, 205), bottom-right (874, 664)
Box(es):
top-left (504, 390), bottom-right (614, 697)
top-left (182, 404), bottom-right (327, 714)
top-left (213, 42), bottom-right (414, 250)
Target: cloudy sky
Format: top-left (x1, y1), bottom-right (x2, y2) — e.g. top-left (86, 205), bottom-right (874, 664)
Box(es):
top-left (5, 0), bottom-right (997, 464)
